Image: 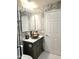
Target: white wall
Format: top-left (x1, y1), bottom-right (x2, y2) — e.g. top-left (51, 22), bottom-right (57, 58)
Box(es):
top-left (44, 9), bottom-right (61, 55)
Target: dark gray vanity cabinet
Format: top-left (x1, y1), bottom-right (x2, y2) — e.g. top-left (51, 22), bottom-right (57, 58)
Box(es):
top-left (23, 37), bottom-right (44, 59)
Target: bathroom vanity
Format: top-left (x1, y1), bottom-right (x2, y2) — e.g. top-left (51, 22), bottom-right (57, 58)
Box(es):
top-left (23, 36), bottom-right (44, 59)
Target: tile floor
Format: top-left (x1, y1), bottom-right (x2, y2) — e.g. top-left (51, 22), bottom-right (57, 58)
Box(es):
top-left (21, 51), bottom-right (61, 59)
top-left (38, 51), bottom-right (61, 59)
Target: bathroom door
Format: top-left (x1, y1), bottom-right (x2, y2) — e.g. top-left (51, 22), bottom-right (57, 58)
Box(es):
top-left (44, 9), bottom-right (61, 55)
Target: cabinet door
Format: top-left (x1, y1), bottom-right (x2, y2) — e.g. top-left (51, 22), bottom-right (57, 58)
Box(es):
top-left (23, 41), bottom-right (33, 57)
top-left (33, 44), bottom-right (40, 59)
top-left (39, 39), bottom-right (44, 54)
top-left (33, 39), bottom-right (44, 59)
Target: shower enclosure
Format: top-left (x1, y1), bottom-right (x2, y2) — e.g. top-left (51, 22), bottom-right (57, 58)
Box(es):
top-left (17, 10), bottom-right (23, 59)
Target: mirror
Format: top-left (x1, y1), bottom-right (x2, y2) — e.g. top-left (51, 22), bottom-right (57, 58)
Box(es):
top-left (21, 10), bottom-right (43, 32)
top-left (21, 11), bottom-right (31, 32)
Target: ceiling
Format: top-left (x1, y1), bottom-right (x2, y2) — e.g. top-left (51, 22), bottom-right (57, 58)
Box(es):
top-left (18, 0), bottom-right (61, 13)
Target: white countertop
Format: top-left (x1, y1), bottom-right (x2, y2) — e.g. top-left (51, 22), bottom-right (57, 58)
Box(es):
top-left (23, 35), bottom-right (44, 43)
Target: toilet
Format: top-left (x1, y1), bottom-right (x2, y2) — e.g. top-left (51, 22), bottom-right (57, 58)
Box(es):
top-left (21, 55), bottom-right (33, 59)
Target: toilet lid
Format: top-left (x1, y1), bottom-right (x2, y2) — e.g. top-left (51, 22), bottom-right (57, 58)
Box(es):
top-left (22, 55), bottom-right (32, 59)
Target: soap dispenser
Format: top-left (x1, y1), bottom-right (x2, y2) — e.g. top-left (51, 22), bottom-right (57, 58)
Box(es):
top-left (25, 32), bottom-right (29, 39)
